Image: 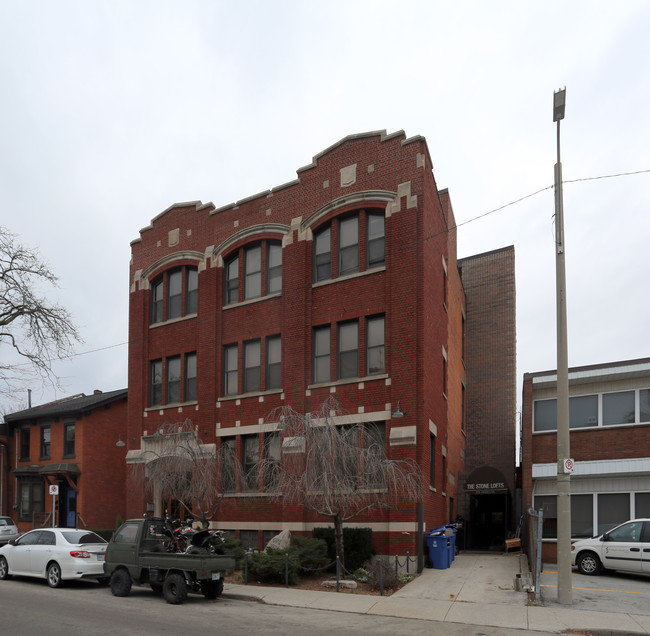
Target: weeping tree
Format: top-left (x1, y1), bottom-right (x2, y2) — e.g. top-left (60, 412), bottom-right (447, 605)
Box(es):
top-left (263, 397), bottom-right (423, 570)
top-left (137, 420), bottom-right (241, 529)
top-left (0, 226), bottom-right (81, 400)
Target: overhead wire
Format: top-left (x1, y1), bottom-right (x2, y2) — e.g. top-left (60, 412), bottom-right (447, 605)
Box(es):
top-left (13, 166), bottom-right (650, 367)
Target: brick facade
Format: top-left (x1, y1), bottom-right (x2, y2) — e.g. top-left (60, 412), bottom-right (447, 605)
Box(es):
top-left (522, 358), bottom-right (650, 562)
top-left (2, 389), bottom-right (128, 531)
top-left (124, 130), bottom-right (517, 556)
top-left (457, 247), bottom-right (518, 548)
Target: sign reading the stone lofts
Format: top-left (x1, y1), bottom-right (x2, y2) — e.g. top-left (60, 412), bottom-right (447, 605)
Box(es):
top-left (465, 465), bottom-right (509, 493)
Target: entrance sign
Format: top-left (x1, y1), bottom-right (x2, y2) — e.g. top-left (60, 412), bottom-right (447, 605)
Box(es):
top-left (464, 465), bottom-right (509, 493)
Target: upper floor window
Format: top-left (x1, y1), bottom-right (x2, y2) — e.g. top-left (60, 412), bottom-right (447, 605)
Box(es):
top-left (222, 335), bottom-right (282, 397)
top-left (20, 427), bottom-right (30, 460)
top-left (40, 424), bottom-right (51, 459)
top-left (267, 243), bottom-right (282, 294)
top-left (150, 266), bottom-right (199, 325)
top-left (225, 256), bottom-right (239, 305)
top-left (533, 387), bottom-right (650, 432)
top-left (266, 335), bottom-right (281, 390)
top-left (244, 340), bottom-right (261, 393)
top-left (150, 360), bottom-right (163, 406)
top-left (337, 321), bottom-right (359, 379)
top-left (185, 353), bottom-right (197, 402)
top-left (366, 315), bottom-right (385, 375)
top-left (313, 314), bottom-right (386, 384)
top-left (166, 356), bottom-right (181, 404)
top-left (224, 344), bottom-right (238, 396)
top-left (224, 240), bottom-right (282, 306)
top-left (63, 420), bottom-right (75, 457)
top-left (366, 211), bottom-right (385, 269)
top-left (244, 246), bottom-right (261, 300)
top-left (149, 353), bottom-right (196, 407)
top-left (314, 226), bottom-right (331, 282)
top-left (313, 325), bottom-right (331, 384)
top-left (186, 269), bottom-right (198, 315)
top-left (338, 216), bottom-right (359, 276)
top-left (313, 209), bottom-right (385, 283)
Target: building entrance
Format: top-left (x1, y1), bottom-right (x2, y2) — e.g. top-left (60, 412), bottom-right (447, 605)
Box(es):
top-left (468, 493), bottom-right (511, 550)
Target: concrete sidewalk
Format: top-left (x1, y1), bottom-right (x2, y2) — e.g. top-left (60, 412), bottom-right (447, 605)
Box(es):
top-left (223, 552), bottom-right (650, 634)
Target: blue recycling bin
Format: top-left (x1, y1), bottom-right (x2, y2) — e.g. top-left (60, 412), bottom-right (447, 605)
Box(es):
top-left (445, 524), bottom-right (457, 561)
top-left (425, 530), bottom-right (451, 569)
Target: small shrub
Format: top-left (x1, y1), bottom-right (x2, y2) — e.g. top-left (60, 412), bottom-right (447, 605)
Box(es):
top-left (357, 558), bottom-right (400, 590)
top-left (247, 548), bottom-right (300, 585)
top-left (222, 536), bottom-right (246, 568)
top-left (312, 527), bottom-right (374, 573)
top-left (351, 567), bottom-right (372, 583)
top-left (292, 535), bottom-right (329, 574)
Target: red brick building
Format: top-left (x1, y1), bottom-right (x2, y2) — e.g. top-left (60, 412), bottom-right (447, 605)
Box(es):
top-left (2, 389), bottom-right (128, 532)
top-left (124, 130), bottom-right (517, 556)
top-left (522, 358), bottom-right (650, 562)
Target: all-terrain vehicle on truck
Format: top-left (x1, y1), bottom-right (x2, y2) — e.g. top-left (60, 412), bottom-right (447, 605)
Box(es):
top-left (104, 517), bottom-right (235, 604)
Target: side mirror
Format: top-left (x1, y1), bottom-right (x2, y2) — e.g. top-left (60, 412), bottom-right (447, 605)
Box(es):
top-left (8, 539), bottom-right (17, 546)
top-left (600, 533), bottom-right (609, 542)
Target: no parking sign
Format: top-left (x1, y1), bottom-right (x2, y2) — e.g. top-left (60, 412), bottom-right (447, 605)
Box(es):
top-left (563, 458), bottom-right (574, 474)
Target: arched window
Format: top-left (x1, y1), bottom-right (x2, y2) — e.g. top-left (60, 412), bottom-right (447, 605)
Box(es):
top-left (224, 240), bottom-right (282, 306)
top-left (150, 266), bottom-right (199, 324)
top-left (313, 208), bottom-right (385, 283)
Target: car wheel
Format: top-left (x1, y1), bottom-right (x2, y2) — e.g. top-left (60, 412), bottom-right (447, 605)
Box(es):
top-left (110, 569), bottom-right (132, 597)
top-left (163, 573), bottom-right (188, 605)
top-left (577, 551), bottom-right (601, 575)
top-left (0, 556), bottom-right (10, 580)
top-left (46, 562), bottom-right (63, 588)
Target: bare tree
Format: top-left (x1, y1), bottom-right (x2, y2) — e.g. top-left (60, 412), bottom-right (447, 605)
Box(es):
top-left (0, 226), bottom-right (81, 399)
top-left (138, 420), bottom-right (240, 529)
top-left (264, 397), bottom-right (423, 570)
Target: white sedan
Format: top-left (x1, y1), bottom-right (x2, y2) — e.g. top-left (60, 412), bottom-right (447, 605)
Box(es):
top-left (0, 527), bottom-right (108, 588)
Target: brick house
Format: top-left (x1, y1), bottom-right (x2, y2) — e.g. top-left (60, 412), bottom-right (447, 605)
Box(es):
top-left (2, 389), bottom-right (128, 532)
top-left (124, 130), bottom-right (517, 556)
top-left (522, 358), bottom-right (650, 562)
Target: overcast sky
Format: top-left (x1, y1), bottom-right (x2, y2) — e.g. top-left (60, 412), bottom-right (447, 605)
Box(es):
top-left (1, 1), bottom-right (649, 416)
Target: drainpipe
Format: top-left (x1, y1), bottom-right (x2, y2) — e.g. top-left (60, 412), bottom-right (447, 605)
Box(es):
top-left (0, 442), bottom-right (5, 515)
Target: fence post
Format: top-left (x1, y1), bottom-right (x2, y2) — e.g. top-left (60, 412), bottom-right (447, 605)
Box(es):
top-left (336, 555), bottom-right (340, 593)
top-left (536, 509), bottom-right (544, 604)
top-left (395, 555), bottom-right (398, 580)
top-left (285, 552), bottom-right (289, 588)
top-left (378, 559), bottom-right (384, 596)
top-left (406, 551), bottom-right (410, 575)
top-left (244, 550), bottom-right (250, 585)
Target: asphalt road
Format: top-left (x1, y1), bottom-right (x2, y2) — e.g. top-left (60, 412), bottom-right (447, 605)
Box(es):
top-left (0, 576), bottom-right (552, 635)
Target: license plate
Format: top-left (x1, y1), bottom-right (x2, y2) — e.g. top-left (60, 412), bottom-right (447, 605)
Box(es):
top-left (211, 572), bottom-right (221, 581)
top-left (97, 554), bottom-right (105, 561)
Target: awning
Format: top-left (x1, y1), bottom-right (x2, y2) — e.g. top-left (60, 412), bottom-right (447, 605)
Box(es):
top-left (13, 463), bottom-right (80, 491)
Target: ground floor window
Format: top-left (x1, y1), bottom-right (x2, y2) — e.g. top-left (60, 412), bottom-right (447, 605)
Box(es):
top-left (533, 489), bottom-right (650, 538)
top-left (240, 529), bottom-right (259, 550)
top-left (19, 478), bottom-right (44, 522)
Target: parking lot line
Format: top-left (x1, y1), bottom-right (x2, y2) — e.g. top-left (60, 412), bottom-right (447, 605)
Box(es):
top-left (540, 584), bottom-right (650, 596)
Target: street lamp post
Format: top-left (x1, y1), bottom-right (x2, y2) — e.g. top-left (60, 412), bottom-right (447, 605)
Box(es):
top-left (553, 87), bottom-right (572, 605)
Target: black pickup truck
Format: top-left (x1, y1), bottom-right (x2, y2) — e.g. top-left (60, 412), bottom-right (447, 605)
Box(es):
top-left (104, 518), bottom-right (236, 604)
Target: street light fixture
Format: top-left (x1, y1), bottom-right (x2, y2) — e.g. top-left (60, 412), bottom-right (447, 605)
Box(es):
top-left (553, 86), bottom-right (572, 606)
